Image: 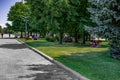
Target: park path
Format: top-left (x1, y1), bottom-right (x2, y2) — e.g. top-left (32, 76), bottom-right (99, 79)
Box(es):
top-left (0, 34), bottom-right (15, 38)
top-left (0, 39), bottom-right (79, 80)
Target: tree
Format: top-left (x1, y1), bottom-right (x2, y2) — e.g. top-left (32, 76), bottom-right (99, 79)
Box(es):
top-left (26, 0), bottom-right (70, 44)
top-left (68, 0), bottom-right (90, 43)
top-left (88, 0), bottom-right (120, 59)
top-left (25, 0), bottom-right (49, 37)
top-left (5, 23), bottom-right (12, 38)
top-left (26, 0), bottom-right (91, 44)
top-left (0, 25), bottom-right (4, 34)
top-left (0, 25), bottom-right (2, 33)
top-left (8, 2), bottom-right (30, 36)
top-left (47, 0), bottom-right (70, 44)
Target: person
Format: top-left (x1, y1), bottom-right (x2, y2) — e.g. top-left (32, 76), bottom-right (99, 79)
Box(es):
top-left (1, 33), bottom-right (3, 38)
top-left (91, 40), bottom-right (97, 47)
top-left (34, 35), bottom-right (38, 40)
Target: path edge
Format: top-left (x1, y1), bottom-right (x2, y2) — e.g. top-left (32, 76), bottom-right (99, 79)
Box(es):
top-left (17, 39), bottom-right (90, 80)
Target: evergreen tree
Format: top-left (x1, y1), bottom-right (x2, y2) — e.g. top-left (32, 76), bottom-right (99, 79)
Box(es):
top-left (88, 0), bottom-right (120, 59)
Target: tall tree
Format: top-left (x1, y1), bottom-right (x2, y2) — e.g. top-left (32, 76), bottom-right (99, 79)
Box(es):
top-left (88, 0), bottom-right (120, 59)
top-left (26, 0), bottom-right (91, 44)
top-left (8, 2), bottom-right (30, 36)
top-left (26, 0), bottom-right (70, 44)
top-left (5, 23), bottom-right (12, 38)
top-left (68, 0), bottom-right (90, 43)
top-left (47, 0), bottom-right (70, 44)
top-left (26, 0), bottom-right (49, 37)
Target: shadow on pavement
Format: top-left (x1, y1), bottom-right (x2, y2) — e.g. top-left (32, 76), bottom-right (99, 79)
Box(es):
top-left (0, 44), bottom-right (28, 49)
top-left (18, 64), bottom-right (76, 80)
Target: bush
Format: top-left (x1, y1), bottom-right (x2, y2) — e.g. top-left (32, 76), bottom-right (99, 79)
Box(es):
top-left (63, 37), bottom-right (73, 42)
top-left (46, 36), bottom-right (56, 42)
top-left (54, 36), bottom-right (59, 41)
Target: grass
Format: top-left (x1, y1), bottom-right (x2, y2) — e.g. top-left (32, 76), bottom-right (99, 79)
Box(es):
top-left (19, 38), bottom-right (120, 80)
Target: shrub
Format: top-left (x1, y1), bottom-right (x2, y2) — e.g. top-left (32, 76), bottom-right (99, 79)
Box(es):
top-left (46, 36), bottom-right (56, 42)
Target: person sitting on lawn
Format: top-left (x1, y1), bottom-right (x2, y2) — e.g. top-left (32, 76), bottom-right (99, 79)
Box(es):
top-left (91, 40), bottom-right (97, 47)
top-left (34, 35), bottom-right (38, 40)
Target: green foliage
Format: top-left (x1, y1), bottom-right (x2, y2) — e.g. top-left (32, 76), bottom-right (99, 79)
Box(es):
top-left (5, 23), bottom-right (12, 30)
top-left (26, 0), bottom-right (90, 44)
top-left (45, 36), bottom-right (57, 42)
top-left (26, 0), bottom-right (70, 44)
top-left (7, 2), bottom-right (30, 32)
top-left (5, 23), bottom-right (13, 34)
top-left (88, 0), bottom-right (120, 59)
top-left (0, 25), bottom-right (2, 33)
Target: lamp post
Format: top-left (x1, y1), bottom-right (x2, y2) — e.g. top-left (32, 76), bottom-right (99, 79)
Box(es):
top-left (22, 0), bottom-right (28, 38)
top-left (24, 17), bottom-right (28, 38)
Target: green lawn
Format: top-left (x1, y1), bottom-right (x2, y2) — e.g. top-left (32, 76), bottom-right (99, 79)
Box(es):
top-left (19, 38), bottom-right (120, 80)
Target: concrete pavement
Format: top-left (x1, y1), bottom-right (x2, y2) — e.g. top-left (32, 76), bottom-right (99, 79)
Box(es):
top-left (0, 34), bottom-right (15, 39)
top-left (0, 39), bottom-right (80, 80)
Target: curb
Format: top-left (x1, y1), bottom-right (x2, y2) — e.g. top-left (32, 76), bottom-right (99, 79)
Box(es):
top-left (17, 39), bottom-right (90, 80)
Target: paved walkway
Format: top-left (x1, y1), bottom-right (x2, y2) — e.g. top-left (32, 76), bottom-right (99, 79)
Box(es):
top-left (0, 39), bottom-right (79, 80)
top-left (0, 34), bottom-right (15, 39)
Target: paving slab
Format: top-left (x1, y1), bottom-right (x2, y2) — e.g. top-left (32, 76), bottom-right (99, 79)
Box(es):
top-left (0, 39), bottom-right (80, 80)
top-left (0, 34), bottom-right (15, 39)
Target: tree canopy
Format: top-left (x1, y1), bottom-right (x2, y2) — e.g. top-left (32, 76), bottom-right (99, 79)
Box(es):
top-left (7, 2), bottom-right (30, 32)
top-left (26, 0), bottom-right (90, 44)
top-left (88, 0), bottom-right (120, 59)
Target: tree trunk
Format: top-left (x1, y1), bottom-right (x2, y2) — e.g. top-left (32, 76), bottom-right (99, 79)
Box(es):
top-left (20, 31), bottom-right (23, 38)
top-left (15, 32), bottom-right (17, 38)
top-left (89, 34), bottom-right (91, 41)
top-left (30, 32), bottom-right (32, 36)
top-left (83, 30), bottom-right (86, 44)
top-left (59, 32), bottom-right (63, 44)
top-left (85, 33), bottom-right (89, 41)
top-left (24, 31), bottom-right (26, 38)
top-left (21, 31), bottom-right (22, 35)
top-left (27, 32), bottom-right (30, 37)
top-left (74, 31), bottom-right (78, 43)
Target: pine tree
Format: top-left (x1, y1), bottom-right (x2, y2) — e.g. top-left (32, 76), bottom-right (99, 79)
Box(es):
top-left (88, 0), bottom-right (120, 59)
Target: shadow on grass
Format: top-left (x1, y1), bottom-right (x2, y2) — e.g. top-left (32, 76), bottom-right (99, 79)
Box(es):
top-left (55, 50), bottom-right (111, 65)
top-left (26, 41), bottom-right (60, 47)
top-left (55, 50), bottom-right (120, 80)
top-left (25, 41), bottom-right (93, 48)
top-left (22, 38), bottom-right (109, 48)
top-left (0, 44), bottom-right (28, 49)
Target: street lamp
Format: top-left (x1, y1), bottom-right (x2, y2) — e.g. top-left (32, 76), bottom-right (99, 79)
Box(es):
top-left (24, 17), bottom-right (28, 38)
top-left (22, 0), bottom-right (28, 38)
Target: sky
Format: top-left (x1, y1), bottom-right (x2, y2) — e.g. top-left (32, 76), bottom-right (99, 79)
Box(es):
top-left (0, 0), bottom-right (21, 28)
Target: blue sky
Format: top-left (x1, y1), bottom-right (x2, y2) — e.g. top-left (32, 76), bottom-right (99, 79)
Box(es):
top-left (0, 0), bottom-right (21, 27)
